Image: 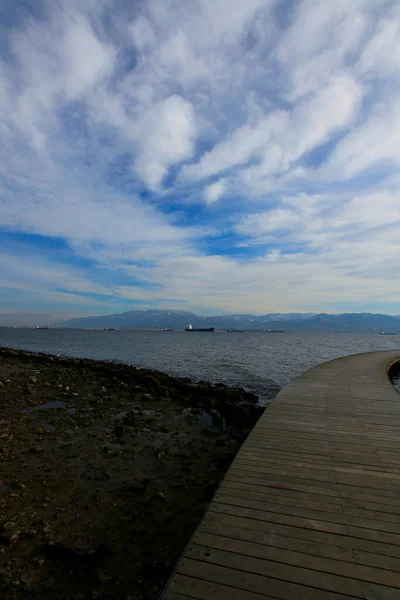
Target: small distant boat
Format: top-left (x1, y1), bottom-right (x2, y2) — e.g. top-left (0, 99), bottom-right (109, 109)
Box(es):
top-left (164, 328), bottom-right (172, 331)
top-left (379, 332), bottom-right (397, 335)
top-left (185, 324), bottom-right (214, 332)
top-left (266, 329), bottom-right (284, 333)
top-left (227, 329), bottom-right (244, 332)
top-left (104, 327), bottom-right (116, 330)
top-left (35, 326), bottom-right (50, 330)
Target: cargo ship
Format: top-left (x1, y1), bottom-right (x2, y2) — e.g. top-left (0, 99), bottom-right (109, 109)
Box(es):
top-left (185, 324), bottom-right (214, 332)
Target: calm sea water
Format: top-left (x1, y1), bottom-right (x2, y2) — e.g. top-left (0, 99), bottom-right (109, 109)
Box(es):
top-left (1, 328), bottom-right (400, 403)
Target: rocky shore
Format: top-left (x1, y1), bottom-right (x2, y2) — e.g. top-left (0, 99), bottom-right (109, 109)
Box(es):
top-left (0, 347), bottom-right (266, 600)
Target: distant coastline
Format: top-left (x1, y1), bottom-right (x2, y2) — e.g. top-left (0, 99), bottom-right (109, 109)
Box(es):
top-left (50, 309), bottom-right (400, 334)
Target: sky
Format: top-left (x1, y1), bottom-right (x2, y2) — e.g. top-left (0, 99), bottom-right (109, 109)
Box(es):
top-left (1, 0), bottom-right (400, 325)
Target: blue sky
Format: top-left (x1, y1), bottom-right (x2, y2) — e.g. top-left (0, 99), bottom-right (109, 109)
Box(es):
top-left (1, 0), bottom-right (400, 325)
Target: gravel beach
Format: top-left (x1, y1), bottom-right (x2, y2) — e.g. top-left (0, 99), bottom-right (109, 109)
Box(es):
top-left (0, 347), bottom-right (264, 599)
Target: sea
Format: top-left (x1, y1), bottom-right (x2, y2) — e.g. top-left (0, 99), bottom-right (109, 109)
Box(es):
top-left (1, 328), bottom-right (399, 404)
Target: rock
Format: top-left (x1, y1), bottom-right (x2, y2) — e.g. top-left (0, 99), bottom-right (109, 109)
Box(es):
top-left (28, 445), bottom-right (44, 453)
top-left (29, 376), bottom-right (37, 384)
top-left (65, 386), bottom-right (70, 392)
top-left (0, 531), bottom-right (18, 545)
top-left (136, 374), bottom-right (160, 391)
top-left (103, 443), bottom-right (123, 456)
top-left (71, 392), bottom-right (79, 397)
top-left (122, 481), bottom-right (145, 494)
top-left (59, 441), bottom-right (74, 448)
top-left (114, 425), bottom-right (124, 438)
top-left (209, 409), bottom-right (224, 429)
top-left (122, 411), bottom-right (136, 426)
top-left (0, 382), bottom-right (4, 387)
top-left (22, 529), bottom-right (37, 537)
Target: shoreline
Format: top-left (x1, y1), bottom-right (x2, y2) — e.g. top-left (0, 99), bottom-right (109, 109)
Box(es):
top-left (0, 347), bottom-right (264, 599)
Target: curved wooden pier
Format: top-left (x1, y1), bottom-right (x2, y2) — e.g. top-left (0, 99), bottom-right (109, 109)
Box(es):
top-left (161, 350), bottom-right (400, 600)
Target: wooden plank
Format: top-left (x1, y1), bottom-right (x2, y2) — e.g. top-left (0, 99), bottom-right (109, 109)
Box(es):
top-left (176, 559), bottom-right (351, 600)
top-left (184, 545), bottom-right (368, 598)
top-left (220, 483), bottom-right (400, 519)
top-left (224, 473), bottom-right (400, 505)
top-left (160, 350), bottom-right (400, 599)
top-left (210, 501), bottom-right (400, 540)
top-left (198, 520), bottom-right (400, 572)
top-left (225, 470), bottom-right (400, 499)
top-left (214, 494), bottom-right (400, 532)
top-left (237, 453), bottom-right (400, 475)
top-left (166, 574), bottom-right (276, 600)
top-left (192, 532), bottom-right (400, 588)
top-left (163, 592), bottom-right (197, 600)
top-left (201, 511), bottom-right (400, 559)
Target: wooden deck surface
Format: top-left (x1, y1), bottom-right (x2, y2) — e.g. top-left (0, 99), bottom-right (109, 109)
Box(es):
top-left (160, 350), bottom-right (400, 600)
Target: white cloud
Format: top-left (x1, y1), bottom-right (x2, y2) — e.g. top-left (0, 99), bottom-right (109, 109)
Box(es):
top-left (134, 95), bottom-right (196, 189)
top-left (184, 72), bottom-right (363, 194)
top-left (236, 209), bottom-right (302, 236)
top-left (321, 96), bottom-right (400, 179)
top-left (274, 0), bottom-right (370, 99)
top-left (204, 179), bottom-right (227, 204)
top-left (182, 110), bottom-right (289, 181)
top-left (130, 16), bottom-right (156, 50)
top-left (357, 5), bottom-right (400, 79)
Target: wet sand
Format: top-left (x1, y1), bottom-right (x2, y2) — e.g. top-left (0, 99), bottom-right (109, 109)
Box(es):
top-left (0, 347), bottom-right (265, 599)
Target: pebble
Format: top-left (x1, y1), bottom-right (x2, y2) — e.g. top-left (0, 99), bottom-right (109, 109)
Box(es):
top-left (1, 531), bottom-right (18, 545)
top-left (114, 425), bottom-right (124, 438)
top-left (23, 529), bottom-right (37, 537)
top-left (29, 377), bottom-right (37, 384)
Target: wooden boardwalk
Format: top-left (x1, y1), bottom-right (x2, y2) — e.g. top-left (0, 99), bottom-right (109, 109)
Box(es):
top-left (160, 350), bottom-right (400, 600)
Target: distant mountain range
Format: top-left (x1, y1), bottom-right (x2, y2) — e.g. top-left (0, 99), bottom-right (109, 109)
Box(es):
top-left (56, 309), bottom-right (400, 334)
